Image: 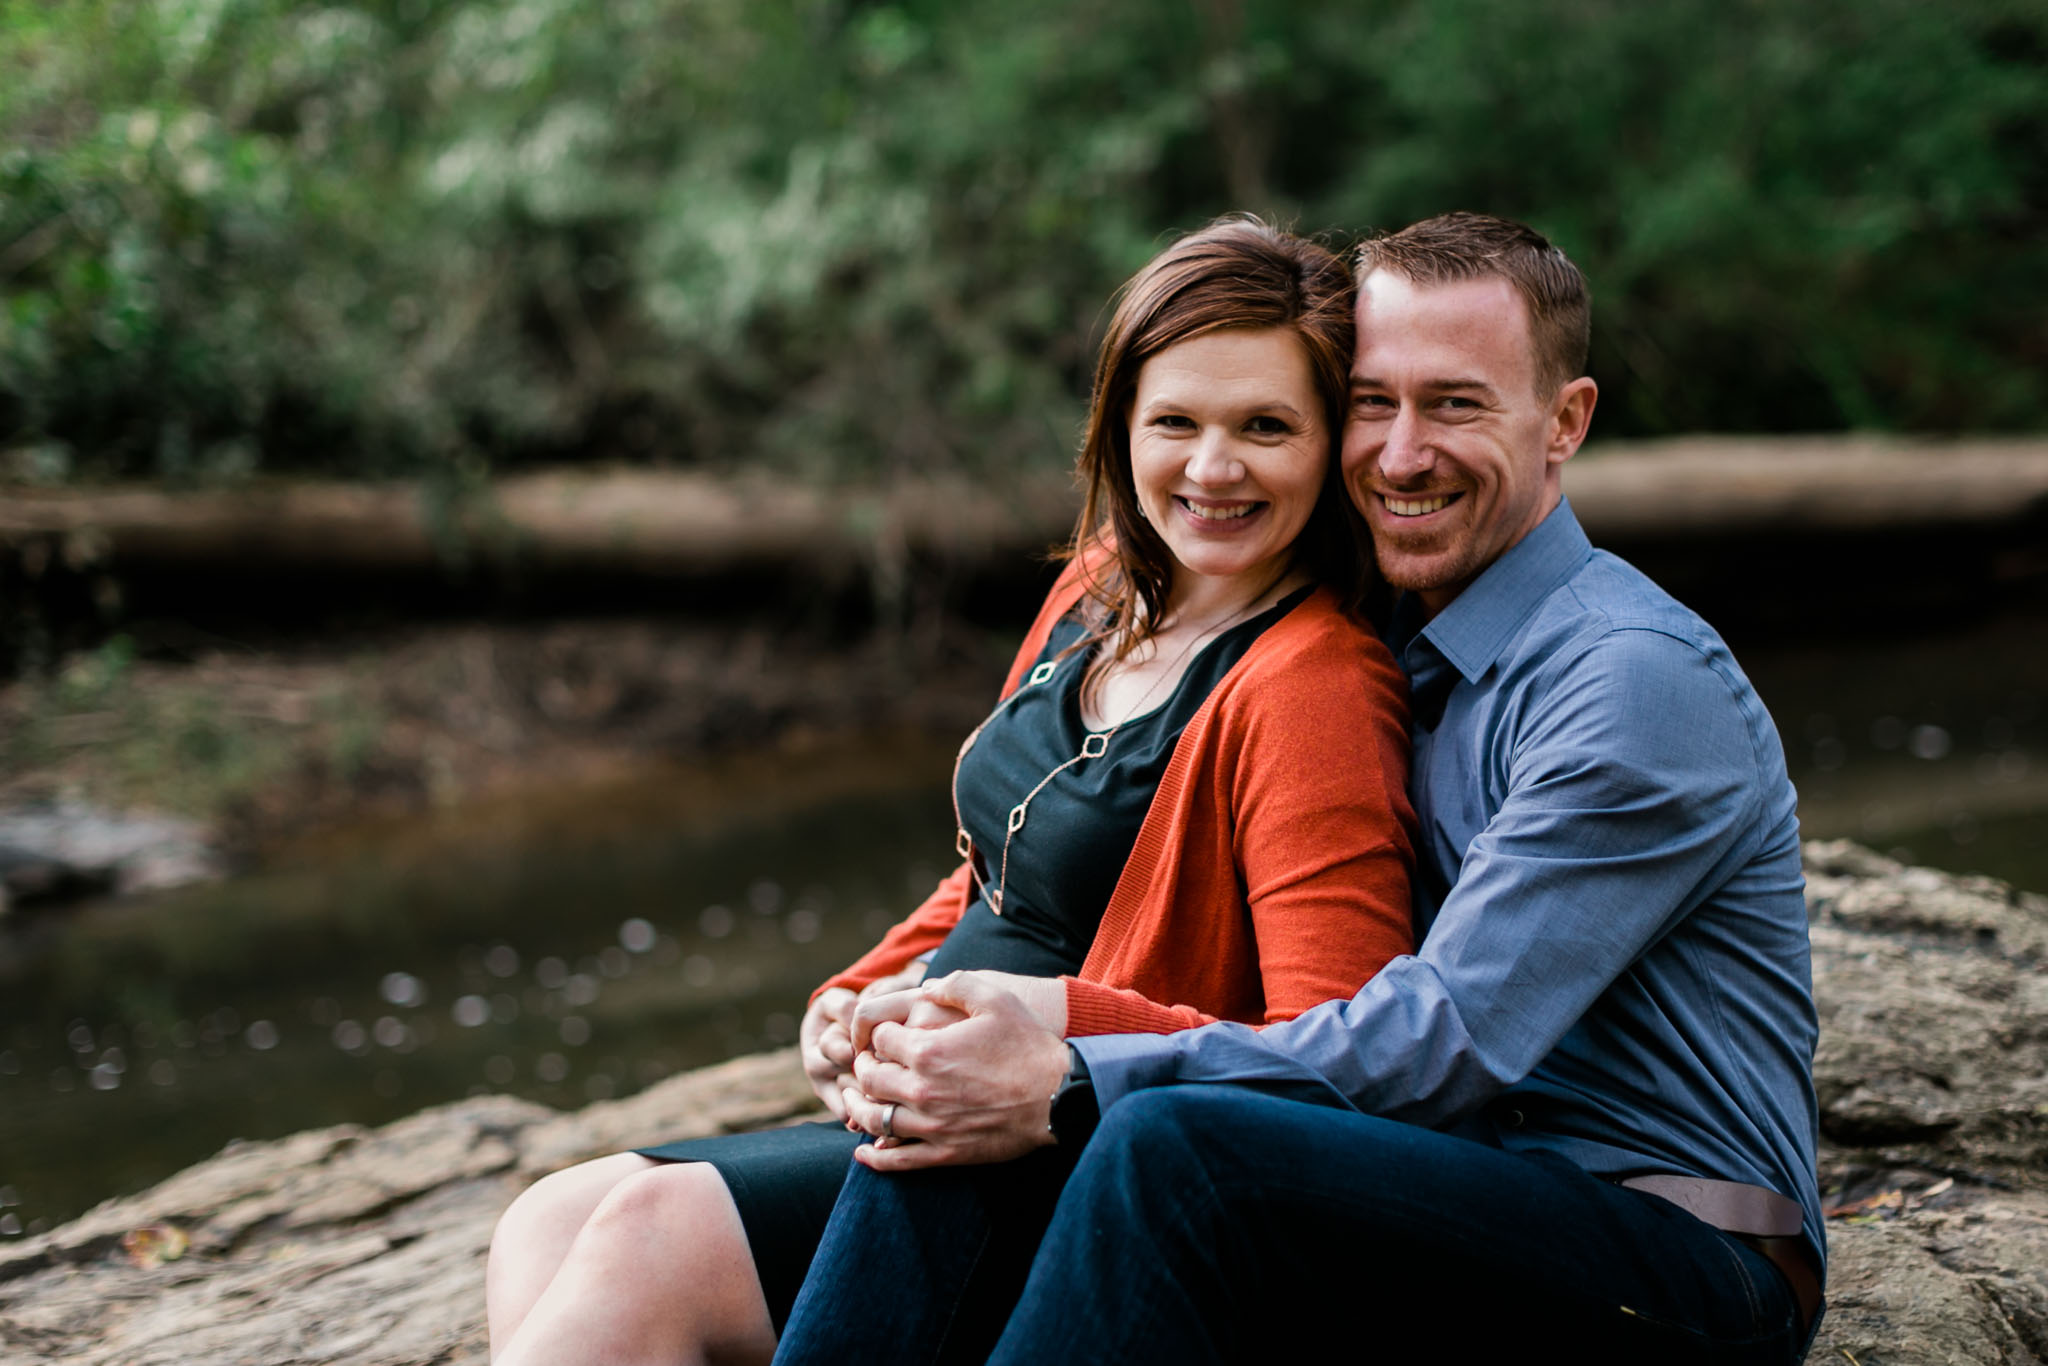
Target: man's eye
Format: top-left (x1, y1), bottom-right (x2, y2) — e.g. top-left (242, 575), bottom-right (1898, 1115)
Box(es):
top-left (1352, 394), bottom-right (1394, 412)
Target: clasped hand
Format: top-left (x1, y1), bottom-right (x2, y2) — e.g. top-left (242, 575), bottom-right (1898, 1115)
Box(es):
top-left (799, 964), bottom-right (930, 1120)
top-left (829, 971), bottom-right (1074, 1172)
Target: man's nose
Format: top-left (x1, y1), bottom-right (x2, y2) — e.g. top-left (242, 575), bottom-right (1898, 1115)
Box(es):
top-left (1185, 430), bottom-right (1246, 486)
top-left (1376, 408), bottom-right (1432, 483)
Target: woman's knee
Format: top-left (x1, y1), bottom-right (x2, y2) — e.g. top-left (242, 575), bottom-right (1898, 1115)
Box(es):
top-left (493, 1152), bottom-right (655, 1253)
top-left (580, 1162), bottom-right (744, 1256)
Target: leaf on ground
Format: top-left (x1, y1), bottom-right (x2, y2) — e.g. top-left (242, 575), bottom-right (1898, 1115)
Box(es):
top-left (120, 1223), bottom-right (190, 1268)
top-left (1825, 1189), bottom-right (1904, 1220)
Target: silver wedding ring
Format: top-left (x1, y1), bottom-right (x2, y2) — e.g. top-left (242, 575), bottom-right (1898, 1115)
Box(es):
top-left (880, 1102), bottom-right (898, 1140)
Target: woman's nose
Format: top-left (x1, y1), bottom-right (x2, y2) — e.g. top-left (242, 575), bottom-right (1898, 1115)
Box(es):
top-left (1185, 430), bottom-right (1246, 486)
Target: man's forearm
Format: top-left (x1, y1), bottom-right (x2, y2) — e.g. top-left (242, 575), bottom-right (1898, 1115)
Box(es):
top-left (1073, 1020), bottom-right (1355, 1115)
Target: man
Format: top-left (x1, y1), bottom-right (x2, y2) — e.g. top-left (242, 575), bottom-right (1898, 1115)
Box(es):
top-left (777, 213), bottom-right (1822, 1364)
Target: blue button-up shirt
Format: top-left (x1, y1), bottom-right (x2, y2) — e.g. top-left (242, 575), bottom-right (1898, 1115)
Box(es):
top-left (1076, 499), bottom-right (1824, 1267)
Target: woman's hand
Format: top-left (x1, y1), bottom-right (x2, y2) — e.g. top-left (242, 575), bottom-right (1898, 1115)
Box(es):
top-left (837, 972), bottom-right (1072, 1169)
top-left (802, 964), bottom-right (934, 1118)
top-left (838, 977), bottom-right (972, 1143)
top-left (859, 961), bottom-right (929, 1000)
top-left (852, 971), bottom-right (1065, 1055)
top-left (799, 988), bottom-right (860, 1118)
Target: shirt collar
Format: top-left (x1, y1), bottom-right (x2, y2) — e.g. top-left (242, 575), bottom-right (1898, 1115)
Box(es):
top-left (1392, 498), bottom-right (1595, 684)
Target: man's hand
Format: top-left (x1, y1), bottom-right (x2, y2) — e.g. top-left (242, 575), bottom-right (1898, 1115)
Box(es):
top-left (800, 965), bottom-right (933, 1118)
top-left (961, 970), bottom-right (1068, 1035)
top-left (848, 969), bottom-right (1062, 1053)
top-left (839, 971), bottom-right (1072, 1172)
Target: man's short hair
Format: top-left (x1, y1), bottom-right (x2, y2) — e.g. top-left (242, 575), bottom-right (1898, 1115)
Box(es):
top-left (1356, 213), bottom-right (1590, 396)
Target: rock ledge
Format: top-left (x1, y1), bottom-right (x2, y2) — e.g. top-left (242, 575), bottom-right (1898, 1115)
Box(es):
top-left (2, 842), bottom-right (2043, 1364)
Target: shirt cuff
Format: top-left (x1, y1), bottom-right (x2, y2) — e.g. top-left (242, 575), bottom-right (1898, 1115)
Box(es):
top-left (1070, 1032), bottom-right (1189, 1112)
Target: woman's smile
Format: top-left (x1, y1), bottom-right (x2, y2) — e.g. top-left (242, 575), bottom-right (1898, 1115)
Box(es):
top-left (1128, 326), bottom-right (1328, 606)
top-left (1173, 494), bottom-right (1267, 525)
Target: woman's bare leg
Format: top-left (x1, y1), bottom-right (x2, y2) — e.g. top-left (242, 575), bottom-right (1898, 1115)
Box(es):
top-left (488, 1152), bottom-right (659, 1351)
top-left (490, 1161), bottom-right (776, 1366)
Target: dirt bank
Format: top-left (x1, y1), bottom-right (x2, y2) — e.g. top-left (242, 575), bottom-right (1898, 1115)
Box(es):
top-left (0, 610), bottom-right (1017, 880)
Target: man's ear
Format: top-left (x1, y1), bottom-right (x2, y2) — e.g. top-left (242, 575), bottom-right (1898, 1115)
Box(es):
top-left (1545, 376), bottom-right (1598, 468)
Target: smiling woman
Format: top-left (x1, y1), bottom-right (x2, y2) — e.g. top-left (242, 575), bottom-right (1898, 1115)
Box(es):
top-left (1082, 327), bottom-right (1333, 728)
top-left (1129, 328), bottom-right (1326, 602)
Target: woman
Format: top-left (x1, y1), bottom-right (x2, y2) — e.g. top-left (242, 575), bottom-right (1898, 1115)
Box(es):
top-left (485, 216), bottom-right (1416, 1366)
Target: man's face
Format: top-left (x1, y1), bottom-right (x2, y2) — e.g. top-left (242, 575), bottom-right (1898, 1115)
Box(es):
top-left (1341, 270), bottom-right (1594, 615)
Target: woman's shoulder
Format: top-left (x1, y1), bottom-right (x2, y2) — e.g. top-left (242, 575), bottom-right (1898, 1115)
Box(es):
top-left (997, 544), bottom-right (1115, 693)
top-left (1208, 586), bottom-right (1407, 723)
top-left (1245, 587), bottom-right (1399, 677)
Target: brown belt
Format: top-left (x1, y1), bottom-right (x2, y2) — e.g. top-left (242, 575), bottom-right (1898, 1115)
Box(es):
top-left (1620, 1175), bottom-right (1823, 1340)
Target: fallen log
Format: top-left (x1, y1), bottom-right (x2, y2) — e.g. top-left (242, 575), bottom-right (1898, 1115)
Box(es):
top-left (2, 437), bottom-right (2043, 582)
top-left (0, 469), bottom-right (1083, 579)
top-left (1563, 435), bottom-right (2048, 537)
top-left (1, 842), bottom-right (2044, 1364)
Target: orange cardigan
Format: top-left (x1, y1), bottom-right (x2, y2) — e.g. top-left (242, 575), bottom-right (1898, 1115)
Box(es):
top-left (817, 564), bottom-right (1418, 1035)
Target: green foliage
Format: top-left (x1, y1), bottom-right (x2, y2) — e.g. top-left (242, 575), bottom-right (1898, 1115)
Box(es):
top-left (2, 0), bottom-right (2043, 484)
top-left (0, 635), bottom-right (389, 819)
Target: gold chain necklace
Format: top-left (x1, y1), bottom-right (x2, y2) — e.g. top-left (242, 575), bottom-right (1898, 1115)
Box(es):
top-left (951, 584), bottom-right (1284, 917)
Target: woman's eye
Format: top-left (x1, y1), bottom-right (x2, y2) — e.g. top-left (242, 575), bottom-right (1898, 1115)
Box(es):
top-left (1246, 416), bottom-right (1290, 435)
top-left (1153, 414), bottom-right (1195, 429)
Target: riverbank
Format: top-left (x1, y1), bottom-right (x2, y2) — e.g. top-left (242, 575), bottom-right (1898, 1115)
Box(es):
top-left (1, 842), bottom-right (2043, 1365)
top-left (0, 609), bottom-right (1018, 890)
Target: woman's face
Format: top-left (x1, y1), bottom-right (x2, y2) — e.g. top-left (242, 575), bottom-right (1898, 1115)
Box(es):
top-left (1128, 326), bottom-right (1329, 608)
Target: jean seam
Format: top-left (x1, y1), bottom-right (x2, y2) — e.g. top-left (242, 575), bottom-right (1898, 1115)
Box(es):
top-left (1721, 1234), bottom-right (1766, 1327)
top-left (926, 1201), bottom-right (999, 1366)
top-left (1142, 1149), bottom-right (1234, 1366)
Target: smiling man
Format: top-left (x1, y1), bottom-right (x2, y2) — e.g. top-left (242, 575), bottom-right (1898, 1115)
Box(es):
top-left (774, 214), bottom-right (1824, 1366)
top-left (1348, 251), bottom-right (1597, 613)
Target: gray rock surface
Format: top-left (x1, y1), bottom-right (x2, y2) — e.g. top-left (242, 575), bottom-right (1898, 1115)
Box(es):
top-left (1, 841), bottom-right (2043, 1364)
top-left (0, 799), bottom-right (220, 908)
top-left (1804, 840), bottom-right (2048, 1365)
top-left (0, 1052), bottom-right (820, 1365)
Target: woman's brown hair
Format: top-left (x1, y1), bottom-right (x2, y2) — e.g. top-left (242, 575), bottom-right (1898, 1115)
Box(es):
top-left (1068, 215), bottom-right (1371, 665)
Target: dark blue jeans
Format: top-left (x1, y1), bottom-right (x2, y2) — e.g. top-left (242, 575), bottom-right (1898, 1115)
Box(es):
top-left (775, 1085), bottom-right (1813, 1365)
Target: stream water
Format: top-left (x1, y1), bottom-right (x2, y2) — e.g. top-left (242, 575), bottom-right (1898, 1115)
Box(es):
top-left (1, 606), bottom-right (2042, 1241)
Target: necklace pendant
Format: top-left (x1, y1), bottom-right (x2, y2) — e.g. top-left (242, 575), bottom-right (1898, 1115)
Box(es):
top-left (1007, 803), bottom-right (1028, 835)
top-left (1081, 732), bottom-right (1110, 759)
top-left (1028, 661), bottom-right (1057, 686)
top-left (988, 886), bottom-right (1004, 914)
top-left (955, 828), bottom-right (972, 860)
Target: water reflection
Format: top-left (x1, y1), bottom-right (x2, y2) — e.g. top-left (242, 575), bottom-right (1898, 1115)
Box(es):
top-left (1758, 614), bottom-right (2048, 887)
top-left (0, 746), bottom-right (957, 1238)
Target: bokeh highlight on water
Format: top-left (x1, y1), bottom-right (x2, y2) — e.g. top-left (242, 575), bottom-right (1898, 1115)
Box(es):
top-left (0, 763), bottom-right (958, 1239)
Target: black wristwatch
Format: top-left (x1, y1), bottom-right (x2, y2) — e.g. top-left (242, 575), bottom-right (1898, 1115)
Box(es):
top-left (1047, 1049), bottom-right (1099, 1149)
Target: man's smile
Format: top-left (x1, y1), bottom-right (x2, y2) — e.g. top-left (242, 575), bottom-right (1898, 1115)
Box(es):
top-left (1376, 492), bottom-right (1464, 519)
